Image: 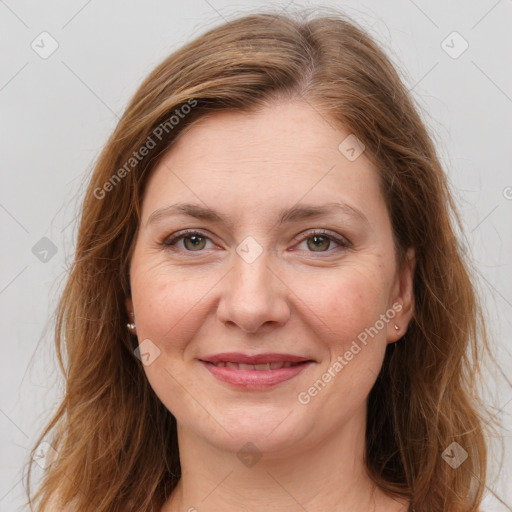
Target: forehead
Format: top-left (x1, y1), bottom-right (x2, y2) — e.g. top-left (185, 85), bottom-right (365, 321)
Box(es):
top-left (141, 101), bottom-right (386, 224)
top-left (160, 101), bottom-right (363, 170)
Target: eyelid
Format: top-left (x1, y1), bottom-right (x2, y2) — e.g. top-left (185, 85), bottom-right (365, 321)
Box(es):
top-left (162, 228), bottom-right (215, 247)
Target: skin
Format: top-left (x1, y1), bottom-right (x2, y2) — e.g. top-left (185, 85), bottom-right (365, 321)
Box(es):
top-left (126, 100), bottom-right (415, 512)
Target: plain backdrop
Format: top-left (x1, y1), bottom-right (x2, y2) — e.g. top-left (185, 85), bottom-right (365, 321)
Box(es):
top-left (1, 1), bottom-right (511, 510)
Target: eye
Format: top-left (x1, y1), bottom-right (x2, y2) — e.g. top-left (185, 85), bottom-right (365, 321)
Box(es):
top-left (162, 229), bottom-right (351, 255)
top-left (294, 230), bottom-right (351, 254)
top-left (162, 230), bottom-right (215, 252)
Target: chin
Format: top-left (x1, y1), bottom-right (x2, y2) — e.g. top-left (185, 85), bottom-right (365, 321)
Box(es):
top-left (179, 407), bottom-right (309, 456)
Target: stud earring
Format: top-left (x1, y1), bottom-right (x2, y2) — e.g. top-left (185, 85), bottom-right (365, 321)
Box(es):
top-left (127, 312), bottom-right (136, 334)
top-left (394, 324), bottom-right (400, 331)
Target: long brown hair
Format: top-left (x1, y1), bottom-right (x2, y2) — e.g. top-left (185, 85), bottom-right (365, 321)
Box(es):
top-left (27, 9), bottom-right (491, 511)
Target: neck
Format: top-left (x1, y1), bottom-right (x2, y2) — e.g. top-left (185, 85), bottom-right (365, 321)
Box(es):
top-left (162, 407), bottom-right (408, 512)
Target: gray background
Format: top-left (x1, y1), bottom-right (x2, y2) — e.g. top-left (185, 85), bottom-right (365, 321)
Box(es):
top-left (1, 0), bottom-right (511, 510)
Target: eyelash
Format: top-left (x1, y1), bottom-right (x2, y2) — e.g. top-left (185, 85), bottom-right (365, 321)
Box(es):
top-left (162, 228), bottom-right (351, 255)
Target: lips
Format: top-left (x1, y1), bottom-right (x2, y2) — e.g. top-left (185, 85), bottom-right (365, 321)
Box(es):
top-left (206, 361), bottom-right (301, 370)
top-left (199, 352), bottom-right (314, 388)
top-left (201, 352), bottom-right (312, 365)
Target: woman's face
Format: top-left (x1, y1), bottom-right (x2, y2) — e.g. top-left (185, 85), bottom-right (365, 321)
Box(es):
top-left (126, 100), bottom-right (415, 456)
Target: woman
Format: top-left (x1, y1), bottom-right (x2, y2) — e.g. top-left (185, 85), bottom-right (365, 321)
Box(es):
top-left (27, 9), bottom-right (491, 512)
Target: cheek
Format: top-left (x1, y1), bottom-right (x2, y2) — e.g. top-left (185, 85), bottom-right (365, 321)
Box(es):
top-left (132, 268), bottom-right (209, 352)
top-left (293, 266), bottom-right (392, 420)
top-left (130, 265), bottom-right (219, 421)
top-left (294, 262), bottom-right (391, 353)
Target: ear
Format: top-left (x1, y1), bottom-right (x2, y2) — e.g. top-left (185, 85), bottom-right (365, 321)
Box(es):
top-left (386, 247), bottom-right (416, 344)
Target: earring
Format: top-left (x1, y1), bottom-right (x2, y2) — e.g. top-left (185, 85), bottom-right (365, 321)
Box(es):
top-left (394, 324), bottom-right (400, 331)
top-left (127, 312), bottom-right (136, 334)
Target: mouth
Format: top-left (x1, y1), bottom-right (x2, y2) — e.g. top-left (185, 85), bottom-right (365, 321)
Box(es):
top-left (202, 361), bottom-right (305, 370)
top-left (198, 353), bottom-right (314, 389)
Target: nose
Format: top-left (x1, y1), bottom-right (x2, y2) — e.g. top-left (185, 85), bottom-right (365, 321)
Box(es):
top-left (216, 250), bottom-right (291, 334)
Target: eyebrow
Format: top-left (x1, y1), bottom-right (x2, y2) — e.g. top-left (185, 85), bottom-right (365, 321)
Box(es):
top-left (146, 201), bottom-right (369, 227)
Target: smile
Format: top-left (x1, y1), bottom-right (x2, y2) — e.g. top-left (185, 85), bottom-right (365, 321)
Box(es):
top-left (198, 353), bottom-right (314, 389)
top-left (205, 361), bottom-right (303, 370)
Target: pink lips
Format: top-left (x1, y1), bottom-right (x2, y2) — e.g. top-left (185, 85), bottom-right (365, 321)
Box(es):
top-left (199, 352), bottom-right (314, 389)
